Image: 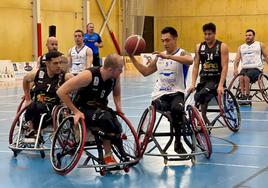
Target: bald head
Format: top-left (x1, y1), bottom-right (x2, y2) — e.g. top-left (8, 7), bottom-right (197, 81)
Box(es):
top-left (46, 37), bottom-right (58, 52)
top-left (103, 53), bottom-right (124, 69)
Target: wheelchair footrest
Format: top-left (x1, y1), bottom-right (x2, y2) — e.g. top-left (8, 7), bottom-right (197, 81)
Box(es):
top-left (77, 160), bottom-right (136, 169)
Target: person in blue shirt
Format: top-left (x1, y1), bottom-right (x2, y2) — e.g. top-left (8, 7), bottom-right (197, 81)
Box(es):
top-left (84, 23), bottom-right (103, 66)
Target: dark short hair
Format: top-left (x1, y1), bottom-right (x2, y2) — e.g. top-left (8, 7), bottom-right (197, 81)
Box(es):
top-left (202, 23), bottom-right (216, 33)
top-left (161, 27), bottom-right (178, 38)
top-left (246, 29), bottom-right (255, 36)
top-left (74, 29), bottom-right (84, 36)
top-left (45, 51), bottom-right (63, 61)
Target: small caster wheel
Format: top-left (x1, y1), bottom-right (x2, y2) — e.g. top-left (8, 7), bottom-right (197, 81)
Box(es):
top-left (100, 169), bottom-right (106, 176)
top-left (124, 166), bottom-right (130, 173)
top-left (40, 151), bottom-right (45, 158)
top-left (164, 158), bottom-right (168, 165)
top-left (191, 156), bottom-right (196, 164)
top-left (13, 151), bottom-right (18, 157)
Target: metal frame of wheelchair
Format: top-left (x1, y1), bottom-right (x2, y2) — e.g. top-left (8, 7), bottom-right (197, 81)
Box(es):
top-left (185, 88), bottom-right (241, 133)
top-left (228, 73), bottom-right (268, 105)
top-left (9, 98), bottom-right (65, 158)
top-left (50, 111), bottom-right (141, 176)
top-left (137, 102), bottom-right (212, 165)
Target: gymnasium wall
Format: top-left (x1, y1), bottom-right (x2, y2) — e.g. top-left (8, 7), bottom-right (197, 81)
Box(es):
top-left (0, 1), bottom-right (33, 61)
top-left (154, 0), bottom-right (268, 53)
top-left (0, 0), bottom-right (122, 61)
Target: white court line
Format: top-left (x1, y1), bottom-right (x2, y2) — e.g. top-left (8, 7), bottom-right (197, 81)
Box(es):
top-left (240, 110), bottom-right (268, 113)
top-left (0, 133), bottom-right (8, 135)
top-left (213, 143), bottom-right (268, 149)
top-left (0, 111), bottom-right (16, 113)
top-left (197, 162), bottom-right (260, 169)
top-left (0, 119), bottom-right (7, 121)
top-left (242, 119), bottom-right (268, 122)
top-left (0, 150), bottom-right (12, 153)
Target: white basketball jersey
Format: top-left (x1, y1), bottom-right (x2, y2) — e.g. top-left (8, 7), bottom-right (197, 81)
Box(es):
top-left (240, 41), bottom-right (263, 70)
top-left (70, 45), bottom-right (89, 74)
top-left (152, 49), bottom-right (189, 100)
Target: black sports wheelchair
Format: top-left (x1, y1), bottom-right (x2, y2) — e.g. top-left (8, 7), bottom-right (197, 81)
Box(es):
top-left (9, 97), bottom-right (65, 158)
top-left (185, 88), bottom-right (241, 134)
top-left (136, 93), bottom-right (212, 165)
top-left (228, 72), bottom-right (268, 105)
top-left (50, 106), bottom-right (141, 176)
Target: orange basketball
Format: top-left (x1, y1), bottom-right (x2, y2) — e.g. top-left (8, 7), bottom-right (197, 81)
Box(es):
top-left (124, 35), bottom-right (146, 55)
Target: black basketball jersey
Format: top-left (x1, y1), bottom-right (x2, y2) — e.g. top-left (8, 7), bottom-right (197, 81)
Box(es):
top-left (39, 54), bottom-right (46, 68)
top-left (199, 40), bottom-right (222, 78)
top-left (32, 68), bottom-right (65, 105)
top-left (75, 67), bottom-right (116, 107)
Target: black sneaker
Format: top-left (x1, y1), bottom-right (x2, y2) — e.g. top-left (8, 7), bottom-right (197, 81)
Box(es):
top-left (238, 95), bottom-right (248, 105)
top-left (174, 141), bottom-right (187, 156)
top-left (25, 129), bottom-right (36, 138)
top-left (24, 129), bottom-right (36, 143)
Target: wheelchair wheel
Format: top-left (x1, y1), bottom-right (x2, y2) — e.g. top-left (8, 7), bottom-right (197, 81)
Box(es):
top-left (188, 105), bottom-right (212, 159)
top-left (258, 73), bottom-right (268, 103)
top-left (52, 105), bottom-right (71, 130)
top-left (137, 105), bottom-right (156, 157)
top-left (16, 97), bottom-right (25, 114)
top-left (9, 105), bottom-right (29, 156)
top-left (113, 112), bottom-right (141, 164)
top-left (218, 89), bottom-right (241, 132)
top-left (228, 74), bottom-right (242, 99)
top-left (50, 116), bottom-right (86, 175)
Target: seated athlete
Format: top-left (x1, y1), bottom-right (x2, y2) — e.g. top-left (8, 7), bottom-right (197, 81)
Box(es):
top-left (233, 29), bottom-right (268, 103)
top-left (128, 26), bottom-right (193, 154)
top-left (188, 23), bottom-right (229, 127)
top-left (57, 53), bottom-right (127, 165)
top-left (23, 51), bottom-right (73, 139)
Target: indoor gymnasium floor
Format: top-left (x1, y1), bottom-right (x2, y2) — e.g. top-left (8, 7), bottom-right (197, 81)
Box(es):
top-left (1, 71), bottom-right (268, 188)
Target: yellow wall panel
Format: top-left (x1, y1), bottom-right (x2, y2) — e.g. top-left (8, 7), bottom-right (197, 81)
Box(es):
top-left (240, 0), bottom-right (257, 15)
top-left (0, 0), bottom-right (31, 8)
top-left (154, 0), bottom-right (268, 53)
top-left (0, 0), bottom-right (122, 61)
top-left (225, 0), bottom-right (241, 15)
top-left (0, 6), bottom-right (32, 61)
top-left (41, 11), bottom-right (83, 55)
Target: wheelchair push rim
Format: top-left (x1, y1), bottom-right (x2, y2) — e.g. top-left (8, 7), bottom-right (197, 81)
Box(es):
top-left (114, 112), bottom-right (141, 164)
top-left (258, 73), bottom-right (268, 104)
top-left (218, 89), bottom-right (241, 132)
top-left (189, 105), bottom-right (212, 159)
top-left (50, 116), bottom-right (86, 175)
top-left (137, 105), bottom-right (156, 157)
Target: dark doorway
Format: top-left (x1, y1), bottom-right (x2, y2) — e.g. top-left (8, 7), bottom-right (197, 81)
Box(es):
top-left (143, 16), bottom-right (154, 53)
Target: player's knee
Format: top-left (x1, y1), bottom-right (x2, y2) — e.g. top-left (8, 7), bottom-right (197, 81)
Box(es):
top-left (171, 102), bottom-right (184, 113)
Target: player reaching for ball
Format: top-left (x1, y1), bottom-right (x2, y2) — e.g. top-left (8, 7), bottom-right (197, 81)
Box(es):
top-left (127, 27), bottom-right (193, 154)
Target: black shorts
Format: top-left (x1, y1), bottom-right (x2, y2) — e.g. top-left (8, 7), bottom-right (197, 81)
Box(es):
top-left (240, 68), bottom-right (262, 83)
top-left (93, 53), bottom-right (100, 66)
top-left (152, 92), bottom-right (185, 123)
top-left (81, 106), bottom-right (122, 134)
top-left (24, 102), bottom-right (53, 130)
top-left (194, 78), bottom-right (219, 104)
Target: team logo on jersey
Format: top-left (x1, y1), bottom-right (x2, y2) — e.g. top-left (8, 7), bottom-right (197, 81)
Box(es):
top-left (201, 45), bottom-right (206, 51)
top-left (39, 70), bottom-right (45, 79)
top-left (93, 77), bottom-right (99, 86)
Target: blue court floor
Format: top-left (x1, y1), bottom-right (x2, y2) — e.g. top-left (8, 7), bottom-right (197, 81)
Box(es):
top-left (1, 72), bottom-right (268, 188)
